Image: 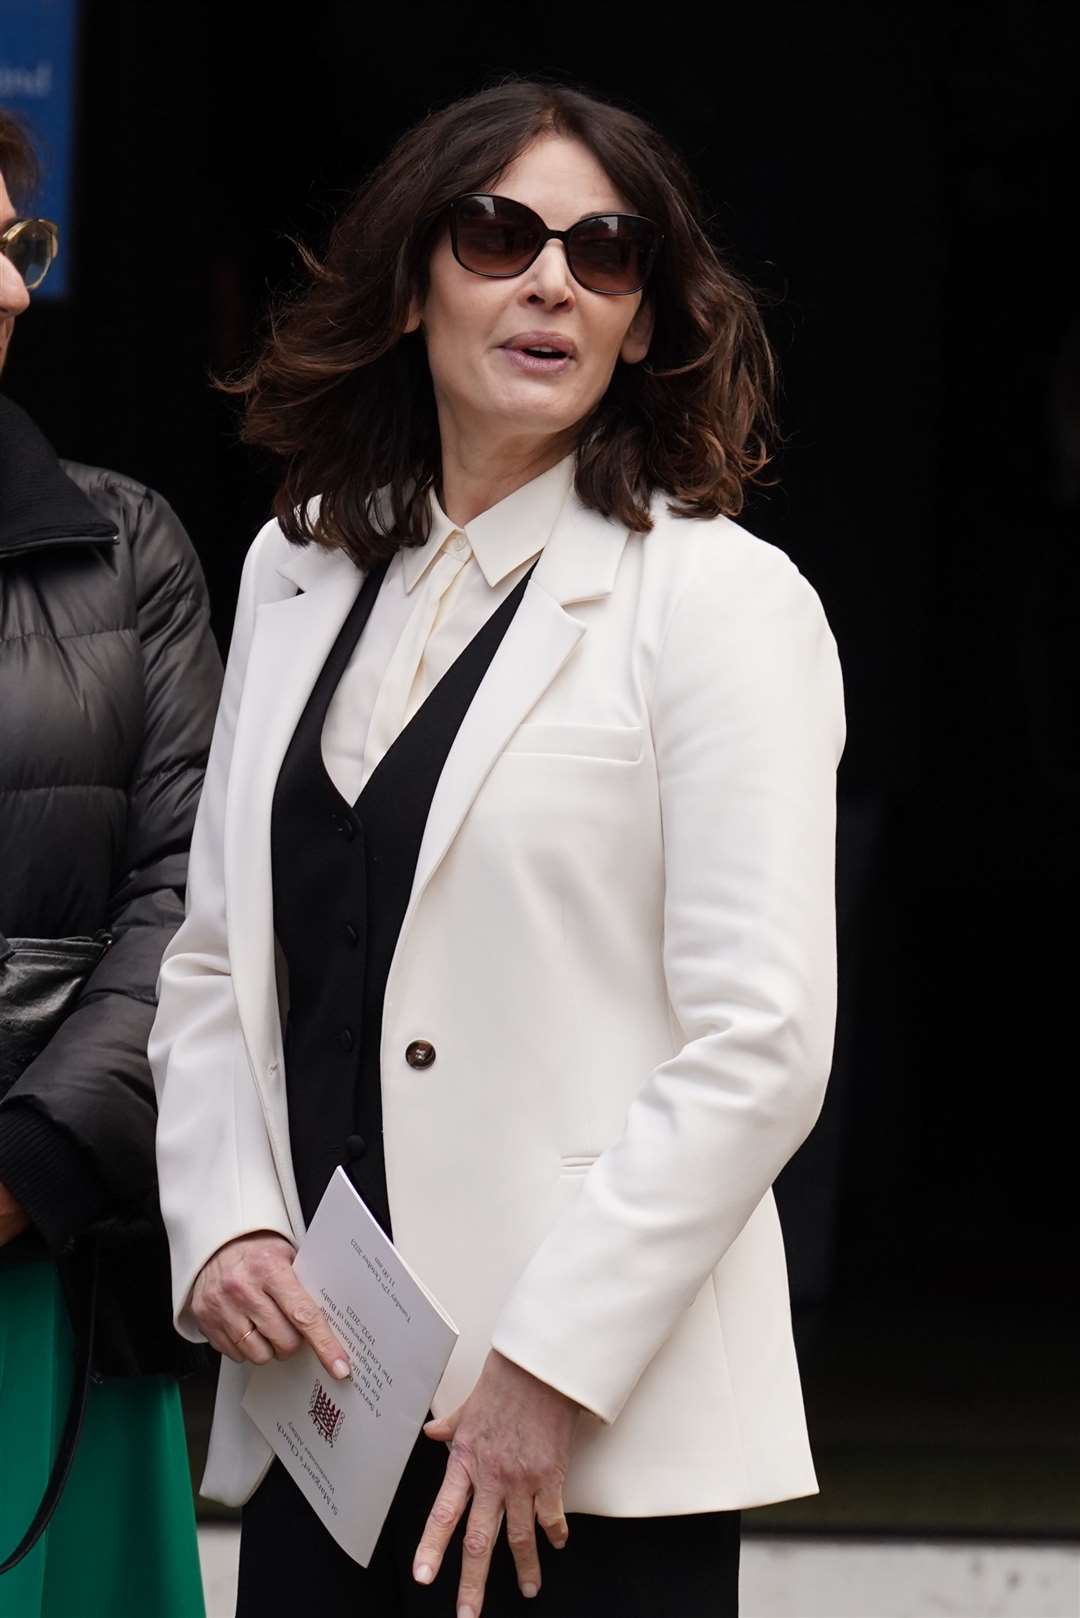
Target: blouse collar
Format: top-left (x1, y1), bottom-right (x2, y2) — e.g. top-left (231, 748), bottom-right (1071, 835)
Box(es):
top-left (401, 453), bottom-right (576, 593)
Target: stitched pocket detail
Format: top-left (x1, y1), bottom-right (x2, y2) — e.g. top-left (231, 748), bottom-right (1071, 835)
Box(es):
top-left (559, 1153), bottom-right (599, 1175)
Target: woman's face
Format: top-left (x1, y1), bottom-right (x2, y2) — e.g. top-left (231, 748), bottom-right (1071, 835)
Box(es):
top-left (0, 170), bottom-right (32, 376)
top-left (407, 134), bottom-right (654, 466)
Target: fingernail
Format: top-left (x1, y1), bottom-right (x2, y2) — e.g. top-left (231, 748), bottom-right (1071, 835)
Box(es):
top-left (333, 1358), bottom-right (350, 1379)
top-left (522, 1581), bottom-right (539, 1598)
top-left (458, 1606), bottom-right (476, 1618)
top-left (414, 1563), bottom-right (434, 1585)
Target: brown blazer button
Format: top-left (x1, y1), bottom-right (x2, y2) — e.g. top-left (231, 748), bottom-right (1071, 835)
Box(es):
top-left (405, 1039), bottom-right (436, 1069)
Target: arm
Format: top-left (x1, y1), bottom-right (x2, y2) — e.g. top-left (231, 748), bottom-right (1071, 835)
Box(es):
top-left (148, 520), bottom-right (301, 1340)
top-left (0, 484), bottom-right (222, 1253)
top-left (149, 521), bottom-right (351, 1378)
top-left (490, 541), bottom-right (846, 1422)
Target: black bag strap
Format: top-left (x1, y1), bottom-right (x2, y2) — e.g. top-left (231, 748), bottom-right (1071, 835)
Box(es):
top-left (0, 1240), bottom-right (99, 1575)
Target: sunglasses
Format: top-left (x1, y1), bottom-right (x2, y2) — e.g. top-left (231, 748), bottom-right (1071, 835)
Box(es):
top-left (447, 193), bottom-right (662, 296)
top-left (0, 217), bottom-right (59, 291)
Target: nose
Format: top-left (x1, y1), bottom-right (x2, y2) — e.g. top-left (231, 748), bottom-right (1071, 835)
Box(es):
top-left (0, 253), bottom-right (31, 318)
top-left (523, 237), bottom-right (575, 307)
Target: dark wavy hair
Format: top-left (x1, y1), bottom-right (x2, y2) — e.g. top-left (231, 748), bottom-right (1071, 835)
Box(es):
top-left (0, 108), bottom-right (41, 210)
top-left (223, 79), bottom-right (777, 566)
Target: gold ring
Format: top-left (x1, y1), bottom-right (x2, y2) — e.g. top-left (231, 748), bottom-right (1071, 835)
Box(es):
top-left (235, 1325), bottom-right (258, 1346)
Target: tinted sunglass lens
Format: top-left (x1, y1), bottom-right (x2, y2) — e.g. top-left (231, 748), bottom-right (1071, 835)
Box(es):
top-left (7, 224), bottom-right (53, 290)
top-left (570, 217), bottom-right (655, 293)
top-left (455, 199), bottom-right (541, 274)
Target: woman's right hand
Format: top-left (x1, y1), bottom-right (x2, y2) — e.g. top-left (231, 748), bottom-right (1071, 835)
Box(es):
top-left (192, 1231), bottom-right (351, 1381)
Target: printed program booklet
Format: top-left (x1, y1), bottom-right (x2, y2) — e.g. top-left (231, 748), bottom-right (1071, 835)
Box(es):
top-left (242, 1166), bottom-right (459, 1565)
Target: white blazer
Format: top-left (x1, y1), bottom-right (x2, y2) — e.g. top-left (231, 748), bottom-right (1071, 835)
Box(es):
top-left (149, 481), bottom-right (846, 1515)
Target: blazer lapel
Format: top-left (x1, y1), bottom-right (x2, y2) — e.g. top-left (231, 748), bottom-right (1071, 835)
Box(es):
top-left (398, 492), bottom-right (629, 945)
top-left (225, 545), bottom-right (364, 1098)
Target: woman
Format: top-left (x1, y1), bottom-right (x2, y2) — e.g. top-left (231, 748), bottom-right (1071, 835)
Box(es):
top-left (0, 111), bottom-right (216, 1617)
top-left (150, 80), bottom-right (845, 1618)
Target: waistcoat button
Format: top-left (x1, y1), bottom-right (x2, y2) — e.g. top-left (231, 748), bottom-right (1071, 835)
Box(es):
top-left (405, 1039), bottom-right (436, 1069)
top-left (331, 812), bottom-right (356, 841)
top-left (337, 1026), bottom-right (355, 1052)
top-left (344, 1133), bottom-right (367, 1161)
top-left (344, 921), bottom-right (359, 947)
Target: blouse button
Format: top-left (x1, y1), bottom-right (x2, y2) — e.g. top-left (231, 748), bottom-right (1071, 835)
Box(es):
top-left (337, 1026), bottom-right (355, 1053)
top-left (405, 1040), bottom-right (436, 1069)
top-left (344, 922), bottom-right (360, 947)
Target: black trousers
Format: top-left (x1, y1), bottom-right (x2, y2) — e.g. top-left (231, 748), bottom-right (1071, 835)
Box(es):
top-left (236, 1435), bottom-right (740, 1618)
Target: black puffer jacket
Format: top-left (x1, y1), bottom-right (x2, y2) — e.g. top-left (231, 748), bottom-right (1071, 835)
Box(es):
top-left (0, 394), bottom-right (222, 1374)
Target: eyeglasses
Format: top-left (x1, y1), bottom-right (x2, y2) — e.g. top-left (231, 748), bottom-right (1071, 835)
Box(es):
top-left (447, 193), bottom-right (662, 296)
top-left (0, 218), bottom-right (59, 291)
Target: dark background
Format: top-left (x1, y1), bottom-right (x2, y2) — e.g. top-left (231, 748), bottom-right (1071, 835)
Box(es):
top-left (6, 0), bottom-right (1078, 1534)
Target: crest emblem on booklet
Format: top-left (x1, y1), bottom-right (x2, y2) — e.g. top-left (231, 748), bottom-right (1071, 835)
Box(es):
top-left (309, 1382), bottom-right (346, 1447)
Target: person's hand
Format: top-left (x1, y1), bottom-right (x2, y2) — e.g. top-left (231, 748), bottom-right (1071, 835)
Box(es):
top-left (191, 1230), bottom-right (351, 1380)
top-left (0, 1180), bottom-right (31, 1247)
top-left (413, 1348), bottom-right (580, 1615)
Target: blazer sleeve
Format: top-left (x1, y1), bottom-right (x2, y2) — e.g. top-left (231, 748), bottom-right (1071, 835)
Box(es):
top-left (0, 485), bottom-right (222, 1252)
top-left (148, 519), bottom-right (295, 1341)
top-left (490, 541), bottom-right (846, 1422)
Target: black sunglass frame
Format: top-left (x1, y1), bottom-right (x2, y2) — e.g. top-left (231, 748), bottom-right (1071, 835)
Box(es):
top-left (446, 193), bottom-right (662, 296)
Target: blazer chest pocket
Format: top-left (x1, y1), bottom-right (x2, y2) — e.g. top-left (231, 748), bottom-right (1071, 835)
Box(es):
top-left (559, 1153), bottom-right (599, 1176)
top-left (504, 722), bottom-right (643, 763)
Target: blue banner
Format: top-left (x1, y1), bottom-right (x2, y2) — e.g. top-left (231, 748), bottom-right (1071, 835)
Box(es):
top-left (0, 0), bottom-right (80, 299)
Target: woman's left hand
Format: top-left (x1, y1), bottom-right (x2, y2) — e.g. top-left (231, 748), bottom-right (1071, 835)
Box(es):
top-left (413, 1348), bottom-right (580, 1615)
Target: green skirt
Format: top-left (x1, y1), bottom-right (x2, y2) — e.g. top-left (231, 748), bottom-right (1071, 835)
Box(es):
top-left (0, 1260), bottom-right (205, 1618)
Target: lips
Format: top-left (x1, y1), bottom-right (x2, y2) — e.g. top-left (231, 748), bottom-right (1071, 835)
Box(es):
top-left (500, 331), bottom-right (577, 360)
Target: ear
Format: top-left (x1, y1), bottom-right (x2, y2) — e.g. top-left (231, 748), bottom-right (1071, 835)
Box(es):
top-left (620, 298), bottom-right (655, 366)
top-left (403, 294), bottom-right (422, 335)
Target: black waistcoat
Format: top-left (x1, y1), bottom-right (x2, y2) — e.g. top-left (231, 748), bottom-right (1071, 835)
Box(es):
top-left (270, 553), bottom-right (538, 1232)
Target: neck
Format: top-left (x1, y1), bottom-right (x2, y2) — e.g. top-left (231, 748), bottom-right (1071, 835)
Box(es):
top-left (435, 422), bottom-right (577, 528)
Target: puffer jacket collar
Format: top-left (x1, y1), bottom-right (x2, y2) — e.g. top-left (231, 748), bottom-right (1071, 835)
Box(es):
top-left (0, 394), bottom-right (118, 560)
